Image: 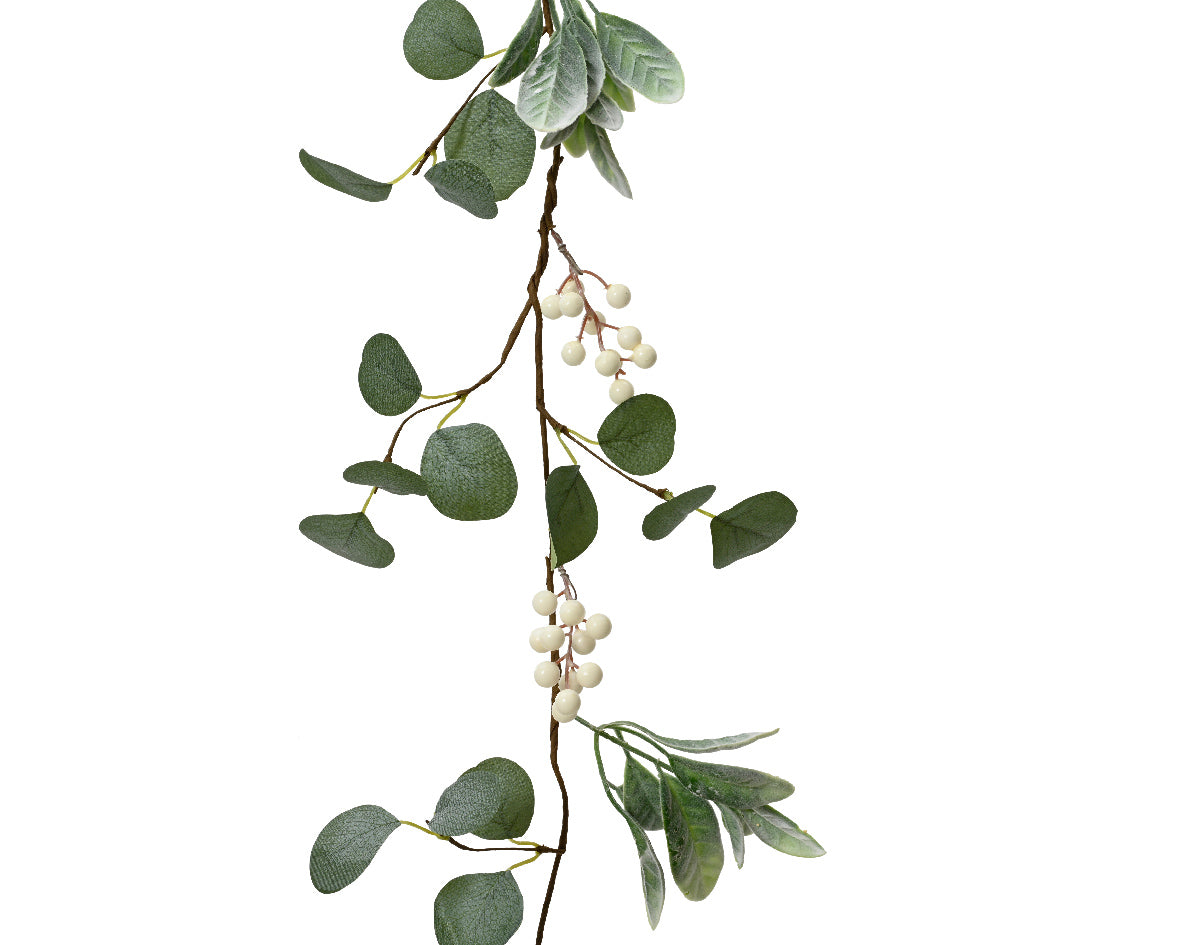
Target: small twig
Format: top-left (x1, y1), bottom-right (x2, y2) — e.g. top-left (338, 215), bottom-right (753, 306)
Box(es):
top-left (412, 64), bottom-right (499, 176)
top-left (444, 836), bottom-right (559, 854)
top-left (542, 412), bottom-right (667, 497)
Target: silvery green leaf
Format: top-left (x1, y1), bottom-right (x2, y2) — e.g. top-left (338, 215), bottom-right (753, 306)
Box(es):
top-left (596, 393), bottom-right (674, 474)
top-left (660, 771), bottom-right (724, 901)
top-left (564, 116), bottom-right (589, 157)
top-left (420, 423), bottom-right (518, 520)
top-left (585, 123), bottom-right (632, 198)
top-left (429, 770), bottom-right (501, 837)
top-left (546, 465), bottom-right (598, 566)
top-left (609, 719), bottom-right (779, 754)
top-left (540, 122), bottom-right (579, 149)
top-left (444, 90), bottom-right (536, 200)
top-left (710, 491), bottom-right (799, 568)
top-left (601, 71), bottom-right (636, 111)
top-left (667, 755), bottom-right (795, 810)
top-left (642, 485), bottom-right (716, 540)
top-left (588, 4), bottom-right (684, 103)
top-left (423, 160), bottom-right (498, 219)
top-left (717, 804), bottom-right (746, 869)
top-left (488, 0), bottom-right (544, 87)
top-left (434, 871), bottom-right (524, 945)
top-left (561, 0), bottom-right (604, 106)
top-left (298, 150), bottom-right (391, 202)
top-left (467, 757), bottom-right (536, 840)
top-left (403, 0), bottom-right (484, 80)
top-left (516, 22), bottom-right (588, 132)
top-left (621, 754), bottom-right (663, 831)
top-left (743, 806), bottom-right (826, 858)
top-left (586, 92), bottom-right (624, 130)
top-left (357, 334), bottom-right (423, 416)
top-left (298, 513), bottom-right (395, 568)
top-left (309, 805), bottom-right (400, 893)
top-left (343, 461), bottom-right (427, 496)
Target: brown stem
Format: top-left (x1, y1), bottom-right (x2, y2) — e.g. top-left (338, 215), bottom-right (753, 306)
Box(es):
top-left (444, 837), bottom-right (558, 854)
top-left (541, 410), bottom-right (668, 497)
top-left (412, 64), bottom-right (499, 176)
top-left (541, 0), bottom-right (554, 35)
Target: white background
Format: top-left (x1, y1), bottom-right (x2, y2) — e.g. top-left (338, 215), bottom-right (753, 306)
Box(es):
top-left (3, 1), bottom-right (1179, 942)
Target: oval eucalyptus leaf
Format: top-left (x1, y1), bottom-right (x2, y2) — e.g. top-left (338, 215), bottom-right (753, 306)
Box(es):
top-left (434, 871), bottom-right (524, 945)
top-left (597, 393), bottom-right (675, 475)
top-left (516, 22), bottom-right (588, 132)
top-left (540, 122), bottom-right (579, 149)
top-left (429, 770), bottom-right (501, 837)
top-left (546, 465), bottom-right (598, 566)
top-left (642, 485), bottom-right (716, 540)
top-left (298, 513), bottom-right (395, 568)
top-left (564, 116), bottom-right (589, 157)
top-left (357, 333), bottom-right (423, 416)
top-left (602, 71), bottom-right (636, 112)
top-left (343, 460), bottom-right (428, 496)
top-left (421, 422), bottom-right (518, 520)
top-left (488, 0), bottom-right (544, 87)
top-left (743, 806), bottom-right (826, 858)
top-left (667, 755), bottom-right (795, 810)
top-left (444, 90), bottom-right (536, 200)
top-left (561, 0), bottom-right (604, 106)
top-left (586, 92), bottom-right (624, 130)
top-left (710, 491), bottom-right (799, 568)
top-left (717, 803), bottom-right (746, 869)
top-left (610, 719), bottom-right (779, 753)
top-left (403, 0), bottom-right (484, 80)
top-left (622, 755), bottom-right (663, 831)
top-left (585, 123), bottom-right (632, 198)
top-left (310, 805), bottom-right (400, 893)
top-left (659, 771), bottom-right (724, 902)
top-left (423, 160), bottom-right (498, 219)
top-left (298, 149), bottom-right (392, 202)
top-left (589, 4), bottom-right (685, 103)
top-left (467, 757), bottom-right (536, 840)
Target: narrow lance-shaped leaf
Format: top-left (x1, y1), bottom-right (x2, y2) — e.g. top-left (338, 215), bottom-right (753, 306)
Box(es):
top-left (667, 754), bottom-right (795, 810)
top-left (743, 805), bottom-right (826, 858)
top-left (561, 0), bottom-right (604, 107)
top-left (444, 90), bottom-right (536, 201)
top-left (516, 22), bottom-right (588, 132)
top-left (546, 465), bottom-right (598, 566)
top-left (424, 160), bottom-right (498, 219)
top-left (621, 754), bottom-right (663, 831)
top-left (434, 871), bottom-right (524, 945)
top-left (642, 485), bottom-right (716, 540)
top-left (597, 393), bottom-right (675, 474)
top-left (298, 150), bottom-right (392, 203)
top-left (298, 513), bottom-right (395, 568)
top-left (609, 719), bottom-right (779, 753)
top-left (717, 803), bottom-right (746, 869)
top-left (586, 92), bottom-right (624, 131)
top-left (488, 0), bottom-right (544, 87)
top-left (589, 3), bottom-right (685, 103)
top-left (310, 805), bottom-right (400, 894)
top-left (660, 771), bottom-right (725, 901)
top-left (585, 123), bottom-right (632, 198)
top-left (421, 423), bottom-right (518, 521)
top-left (357, 334), bottom-right (423, 416)
top-left (710, 491), bottom-right (799, 568)
top-left (403, 0), bottom-right (484, 80)
top-left (540, 122), bottom-right (579, 149)
top-left (343, 461), bottom-right (427, 496)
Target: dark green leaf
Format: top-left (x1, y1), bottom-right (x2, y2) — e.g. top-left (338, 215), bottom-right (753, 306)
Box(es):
top-left (310, 805), bottom-right (400, 893)
top-left (434, 872), bottom-right (524, 945)
top-left (660, 771), bottom-right (724, 901)
top-left (589, 4), bottom-right (684, 103)
top-left (430, 770), bottom-right (501, 837)
top-left (343, 460), bottom-right (427, 496)
top-left (357, 334), bottom-right (423, 416)
top-left (403, 0), bottom-right (484, 80)
top-left (516, 22), bottom-right (588, 131)
top-left (298, 149), bottom-right (392, 202)
top-left (298, 513), bottom-right (395, 568)
top-left (586, 92), bottom-right (624, 130)
top-left (743, 805), bottom-right (826, 858)
top-left (602, 71), bottom-right (636, 111)
top-left (717, 803), bottom-right (746, 869)
top-left (488, 0), bottom-right (544, 87)
top-left (424, 160), bottom-right (498, 219)
top-left (622, 755), bottom-right (663, 831)
top-left (610, 719), bottom-right (779, 753)
top-left (710, 491), bottom-right (799, 568)
top-left (585, 123), bottom-right (632, 198)
top-left (546, 465), bottom-right (598, 566)
top-left (469, 757), bottom-right (536, 840)
top-left (642, 485), bottom-right (716, 540)
top-left (564, 116), bottom-right (589, 157)
top-left (444, 90), bottom-right (536, 200)
top-left (668, 755), bottom-right (795, 810)
top-left (597, 393), bottom-right (674, 475)
top-left (540, 122), bottom-right (579, 149)
top-left (561, 0), bottom-right (604, 106)
top-left (421, 423), bottom-right (518, 520)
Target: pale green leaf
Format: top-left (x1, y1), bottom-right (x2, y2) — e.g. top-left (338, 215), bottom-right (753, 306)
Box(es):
top-left (546, 465), bottom-right (598, 566)
top-left (609, 719), bottom-right (779, 754)
top-left (621, 755), bottom-right (663, 831)
top-left (298, 513), bottom-right (394, 568)
top-left (343, 460), bottom-right (427, 496)
top-left (488, 0), bottom-right (544, 87)
top-left (642, 485), bottom-right (716, 540)
top-left (310, 805), bottom-right (400, 893)
top-left (444, 90), bottom-right (536, 200)
top-left (564, 116), bottom-right (589, 157)
top-left (421, 423), bottom-right (518, 520)
top-left (589, 4), bottom-right (684, 103)
top-left (710, 491), bottom-right (798, 568)
top-left (586, 91), bottom-right (624, 130)
top-left (424, 160), bottom-right (498, 219)
top-left (540, 122), bottom-right (579, 149)
top-left (434, 871), bottom-right (524, 945)
top-left (744, 806), bottom-right (826, 858)
top-left (668, 755), bottom-right (795, 810)
top-left (403, 0), bottom-right (484, 80)
top-left (516, 22), bottom-right (588, 132)
top-left (298, 150), bottom-right (391, 202)
top-left (585, 123), bottom-right (632, 198)
top-left (597, 393), bottom-right (674, 475)
top-left (357, 334), bottom-right (423, 416)
top-left (561, 0), bottom-right (604, 106)
top-left (717, 803), bottom-right (746, 869)
top-left (602, 71), bottom-right (636, 111)
top-left (660, 771), bottom-right (724, 901)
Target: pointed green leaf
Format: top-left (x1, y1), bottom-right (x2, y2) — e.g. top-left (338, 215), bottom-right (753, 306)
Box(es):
top-left (597, 393), bottom-right (674, 475)
top-left (357, 333), bottom-right (423, 416)
top-left (516, 22), bottom-right (588, 132)
top-left (540, 122), bottom-right (579, 149)
top-left (717, 803), bottom-right (746, 869)
top-left (642, 485), bottom-right (716, 540)
top-left (343, 461), bottom-right (427, 496)
top-left (444, 90), bottom-right (537, 201)
top-left (421, 422), bottom-right (518, 520)
top-left (468, 757), bottom-right (536, 840)
top-left (586, 91), bottom-right (624, 130)
top-left (660, 771), bottom-right (724, 901)
top-left (609, 719), bottom-right (779, 754)
top-left (602, 71), bottom-right (636, 111)
top-left (585, 123), bottom-right (632, 198)
top-left (434, 871), bottom-right (524, 945)
top-left (668, 755), bottom-right (795, 810)
top-left (310, 805), bottom-right (400, 893)
top-left (424, 160), bottom-right (498, 219)
top-left (744, 806), bottom-right (826, 858)
top-left (710, 491), bottom-right (799, 568)
top-left (488, 0), bottom-right (544, 87)
top-left (622, 755), bottom-right (663, 831)
top-left (403, 0), bottom-right (484, 80)
top-left (561, 0), bottom-right (604, 106)
top-left (298, 513), bottom-right (394, 568)
top-left (564, 116), bottom-right (589, 157)
top-left (545, 465), bottom-right (598, 566)
top-left (298, 149), bottom-right (392, 202)
top-left (589, 5), bottom-right (684, 103)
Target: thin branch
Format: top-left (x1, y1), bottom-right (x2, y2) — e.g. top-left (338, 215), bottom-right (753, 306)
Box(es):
top-left (412, 64), bottom-right (499, 176)
top-left (541, 410), bottom-right (667, 497)
top-left (541, 0), bottom-right (554, 35)
top-left (445, 837), bottom-right (558, 854)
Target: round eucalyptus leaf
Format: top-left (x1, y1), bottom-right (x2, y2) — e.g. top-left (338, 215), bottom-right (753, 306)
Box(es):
top-left (424, 160), bottom-right (498, 219)
top-left (546, 465), bottom-right (598, 566)
top-left (444, 91), bottom-right (537, 200)
top-left (597, 393), bottom-right (676, 475)
top-left (403, 0), bottom-right (484, 80)
top-left (421, 423), bottom-right (518, 520)
top-left (434, 871), bottom-right (524, 945)
top-left (468, 757), bottom-right (535, 840)
top-left (298, 513), bottom-right (395, 568)
top-left (357, 334), bottom-right (423, 417)
top-left (710, 491), bottom-right (798, 568)
top-left (642, 485), bottom-right (716, 540)
top-left (309, 805), bottom-right (400, 894)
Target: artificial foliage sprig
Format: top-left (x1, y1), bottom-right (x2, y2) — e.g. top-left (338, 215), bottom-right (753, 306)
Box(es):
top-left (296, 2), bottom-right (823, 941)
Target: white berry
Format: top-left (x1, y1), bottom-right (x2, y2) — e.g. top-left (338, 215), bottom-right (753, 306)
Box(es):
top-left (532, 590), bottom-right (558, 615)
top-left (606, 284), bottom-right (632, 308)
top-left (616, 326), bottom-right (642, 349)
top-left (561, 340), bottom-right (586, 366)
top-left (586, 613), bottom-right (612, 639)
top-left (541, 294), bottom-right (563, 320)
top-left (559, 599), bottom-right (586, 625)
top-left (552, 703), bottom-right (576, 724)
top-left (583, 314), bottom-right (601, 334)
top-left (534, 661), bottom-right (561, 687)
top-left (558, 670), bottom-right (583, 693)
top-left (559, 292), bottom-right (584, 317)
top-left (530, 626), bottom-right (566, 653)
top-left (554, 689), bottom-right (581, 716)
top-left (575, 662), bottom-right (603, 688)
top-left (631, 344), bottom-right (657, 369)
top-left (595, 349), bottom-right (622, 376)
top-left (571, 629), bottom-right (596, 655)
top-left (609, 379), bottom-right (634, 404)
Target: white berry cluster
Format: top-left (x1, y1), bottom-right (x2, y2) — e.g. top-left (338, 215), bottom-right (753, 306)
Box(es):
top-left (541, 276), bottom-right (657, 405)
top-left (528, 589), bottom-right (612, 724)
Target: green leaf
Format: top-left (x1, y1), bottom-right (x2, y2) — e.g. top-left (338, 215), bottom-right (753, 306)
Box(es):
top-left (516, 22), bottom-right (588, 132)
top-left (610, 719), bottom-right (779, 753)
top-left (642, 485), bottom-right (716, 540)
top-left (621, 755), bottom-right (663, 831)
top-left (660, 771), bottom-right (724, 902)
top-left (444, 90), bottom-right (537, 201)
top-left (357, 333), bottom-right (423, 417)
top-left (561, 0), bottom-right (604, 106)
top-left (298, 513), bottom-right (395, 568)
top-left (343, 460), bottom-right (428, 496)
top-left (421, 422), bottom-right (518, 520)
top-left (468, 757), bottom-right (536, 840)
top-left (743, 806), bottom-right (826, 858)
top-left (540, 122), bottom-right (579, 149)
top-left (586, 91), bottom-right (624, 130)
top-left (710, 491), bottom-right (799, 568)
top-left (597, 393), bottom-right (674, 475)
top-left (589, 5), bottom-right (684, 103)
top-left (298, 149), bottom-right (392, 202)
top-left (667, 755), bottom-right (795, 810)
top-left (403, 0), bottom-right (484, 80)
top-left (545, 465), bottom-right (598, 566)
top-left (717, 803), bottom-right (746, 869)
top-left (602, 71), bottom-right (636, 111)
top-left (488, 0), bottom-right (544, 87)
top-left (434, 872), bottom-right (524, 945)
top-left (423, 160), bottom-right (498, 219)
top-left (585, 123), bottom-right (632, 198)
top-left (310, 805), bottom-right (400, 893)
top-left (564, 116), bottom-right (589, 157)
